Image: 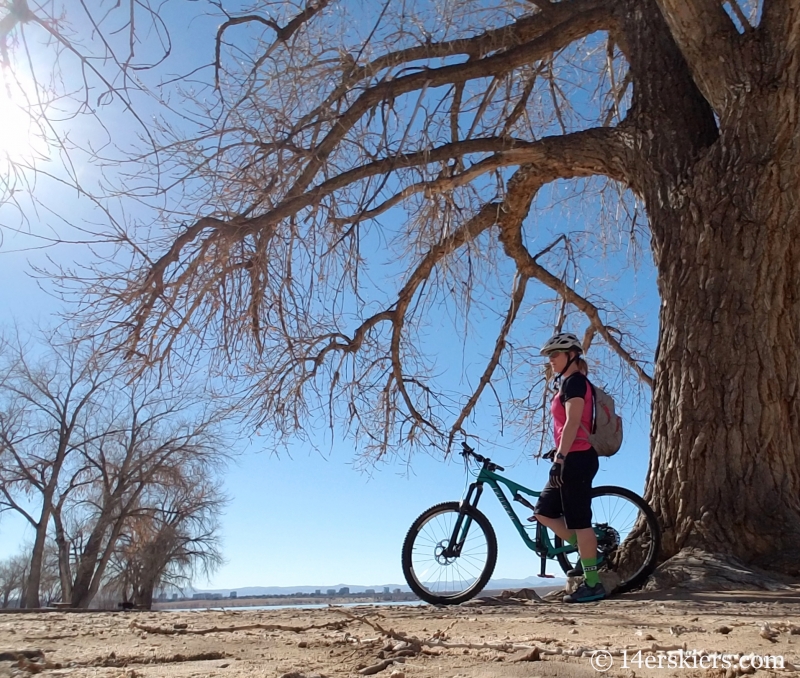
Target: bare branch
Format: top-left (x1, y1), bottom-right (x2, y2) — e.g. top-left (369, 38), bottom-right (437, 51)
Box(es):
top-left (214, 1), bottom-right (331, 89)
top-left (724, 1), bottom-right (752, 32)
top-left (497, 207), bottom-right (654, 388)
top-left (449, 271), bottom-right (529, 449)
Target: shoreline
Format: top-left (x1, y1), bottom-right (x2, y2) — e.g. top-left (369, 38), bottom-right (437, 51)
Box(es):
top-left (152, 593), bottom-right (420, 610)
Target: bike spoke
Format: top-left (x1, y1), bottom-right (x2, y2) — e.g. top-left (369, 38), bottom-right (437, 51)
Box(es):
top-left (409, 509), bottom-right (490, 596)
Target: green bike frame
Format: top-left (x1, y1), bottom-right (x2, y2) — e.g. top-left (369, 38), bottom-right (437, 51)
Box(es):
top-left (454, 466), bottom-right (600, 577)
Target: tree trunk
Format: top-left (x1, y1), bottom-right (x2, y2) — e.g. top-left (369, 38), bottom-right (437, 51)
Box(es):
top-left (77, 513), bottom-right (129, 608)
top-left (69, 514), bottom-right (114, 608)
top-left (22, 435), bottom-right (74, 608)
top-left (133, 583), bottom-right (155, 610)
top-left (22, 511), bottom-right (51, 608)
top-left (51, 506), bottom-right (73, 602)
top-left (646, 79), bottom-right (800, 575)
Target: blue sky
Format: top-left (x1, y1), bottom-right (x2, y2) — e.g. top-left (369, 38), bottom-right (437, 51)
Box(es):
top-left (0, 0), bottom-right (659, 591)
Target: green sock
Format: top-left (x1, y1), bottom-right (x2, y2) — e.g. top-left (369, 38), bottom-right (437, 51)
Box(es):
top-left (567, 533), bottom-right (577, 546)
top-left (582, 557), bottom-right (599, 586)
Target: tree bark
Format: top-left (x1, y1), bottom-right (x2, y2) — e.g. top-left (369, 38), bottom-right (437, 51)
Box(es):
top-left (601, 0), bottom-right (800, 579)
top-left (647, 124), bottom-right (800, 575)
top-left (69, 512), bottom-right (116, 608)
top-left (22, 490), bottom-right (56, 609)
top-left (74, 511), bottom-right (130, 608)
top-left (51, 504), bottom-right (73, 602)
top-left (641, 23), bottom-right (800, 575)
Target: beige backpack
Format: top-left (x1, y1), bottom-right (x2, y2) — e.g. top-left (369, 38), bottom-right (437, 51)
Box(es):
top-left (583, 382), bottom-right (623, 457)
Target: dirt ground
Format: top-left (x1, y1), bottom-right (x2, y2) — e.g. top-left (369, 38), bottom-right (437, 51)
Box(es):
top-left (1, 588), bottom-right (800, 678)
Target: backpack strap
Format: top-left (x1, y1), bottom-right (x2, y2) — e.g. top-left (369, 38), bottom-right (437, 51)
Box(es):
top-left (578, 380), bottom-right (598, 438)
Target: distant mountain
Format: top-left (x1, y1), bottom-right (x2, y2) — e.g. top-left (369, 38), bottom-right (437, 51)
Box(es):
top-left (192, 575), bottom-right (566, 597)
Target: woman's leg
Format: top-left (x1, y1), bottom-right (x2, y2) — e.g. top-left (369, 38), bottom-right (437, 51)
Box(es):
top-left (534, 514), bottom-right (575, 542)
top-left (533, 478), bottom-right (575, 542)
top-left (575, 526), bottom-right (598, 561)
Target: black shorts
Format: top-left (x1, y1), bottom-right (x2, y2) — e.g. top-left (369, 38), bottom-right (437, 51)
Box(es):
top-left (534, 449), bottom-right (599, 530)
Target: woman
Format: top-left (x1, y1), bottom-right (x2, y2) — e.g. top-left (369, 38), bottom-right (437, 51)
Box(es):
top-left (534, 332), bottom-right (605, 603)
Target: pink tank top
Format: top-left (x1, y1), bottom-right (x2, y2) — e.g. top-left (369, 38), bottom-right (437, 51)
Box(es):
top-left (551, 374), bottom-right (593, 452)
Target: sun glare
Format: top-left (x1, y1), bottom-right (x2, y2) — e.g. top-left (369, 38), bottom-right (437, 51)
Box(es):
top-left (0, 86), bottom-right (44, 162)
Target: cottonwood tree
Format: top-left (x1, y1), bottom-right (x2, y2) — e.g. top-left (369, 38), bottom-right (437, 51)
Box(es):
top-left (0, 329), bottom-right (230, 607)
top-left (3, 0), bottom-right (799, 584)
top-left (0, 552), bottom-right (27, 607)
top-left (0, 330), bottom-right (113, 607)
top-left (54, 383), bottom-right (228, 608)
top-left (105, 471), bottom-right (225, 609)
top-left (0, 545), bottom-right (60, 607)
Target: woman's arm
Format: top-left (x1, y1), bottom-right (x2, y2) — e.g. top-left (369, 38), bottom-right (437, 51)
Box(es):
top-left (557, 397), bottom-right (585, 457)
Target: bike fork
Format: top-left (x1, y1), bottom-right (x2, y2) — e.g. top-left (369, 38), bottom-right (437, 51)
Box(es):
top-left (443, 483), bottom-right (483, 558)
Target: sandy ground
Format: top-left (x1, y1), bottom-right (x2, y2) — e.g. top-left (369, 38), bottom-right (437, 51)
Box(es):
top-left (2, 588), bottom-right (800, 678)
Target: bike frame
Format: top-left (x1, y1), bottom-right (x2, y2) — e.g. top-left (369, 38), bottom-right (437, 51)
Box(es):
top-left (445, 466), bottom-right (604, 569)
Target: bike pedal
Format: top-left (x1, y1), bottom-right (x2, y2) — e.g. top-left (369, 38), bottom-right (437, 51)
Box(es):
top-left (536, 574), bottom-right (555, 579)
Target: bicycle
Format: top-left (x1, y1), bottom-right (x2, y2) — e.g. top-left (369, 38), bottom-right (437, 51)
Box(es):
top-left (401, 442), bottom-right (661, 605)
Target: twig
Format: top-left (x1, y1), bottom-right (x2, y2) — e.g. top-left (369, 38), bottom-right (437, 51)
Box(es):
top-left (334, 610), bottom-right (420, 649)
top-left (359, 657), bottom-right (405, 675)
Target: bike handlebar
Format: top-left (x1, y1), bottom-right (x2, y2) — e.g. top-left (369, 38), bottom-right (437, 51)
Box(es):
top-left (460, 442), bottom-right (504, 472)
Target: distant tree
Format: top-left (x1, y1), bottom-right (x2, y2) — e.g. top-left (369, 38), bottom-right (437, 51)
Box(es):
top-left (106, 470), bottom-right (225, 610)
top-left (57, 383), bottom-right (228, 608)
top-left (0, 329), bottom-right (112, 607)
top-left (0, 328), bottom-right (230, 608)
top-left (38, 541), bottom-right (62, 605)
top-left (0, 551), bottom-right (27, 607)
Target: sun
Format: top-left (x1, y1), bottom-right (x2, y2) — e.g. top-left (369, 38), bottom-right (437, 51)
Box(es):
top-left (0, 84), bottom-right (44, 162)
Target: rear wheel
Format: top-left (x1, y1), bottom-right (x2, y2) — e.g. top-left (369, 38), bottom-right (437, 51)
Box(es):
top-left (402, 502), bottom-right (497, 605)
top-left (555, 486), bottom-right (661, 593)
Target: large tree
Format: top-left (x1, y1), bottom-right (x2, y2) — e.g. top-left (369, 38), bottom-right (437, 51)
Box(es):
top-left (3, 0), bottom-right (798, 581)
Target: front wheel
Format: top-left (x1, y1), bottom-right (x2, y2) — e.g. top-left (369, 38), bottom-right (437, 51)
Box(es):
top-left (402, 502), bottom-right (497, 605)
top-left (555, 486), bottom-right (661, 594)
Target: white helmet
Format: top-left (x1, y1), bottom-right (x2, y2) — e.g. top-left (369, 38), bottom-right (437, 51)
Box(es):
top-left (539, 332), bottom-right (583, 356)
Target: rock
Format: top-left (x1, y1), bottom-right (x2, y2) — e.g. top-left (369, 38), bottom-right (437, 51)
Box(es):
top-left (759, 623), bottom-right (779, 642)
top-left (511, 648), bottom-right (541, 662)
top-left (715, 625), bottom-right (732, 634)
top-left (499, 588), bottom-right (546, 602)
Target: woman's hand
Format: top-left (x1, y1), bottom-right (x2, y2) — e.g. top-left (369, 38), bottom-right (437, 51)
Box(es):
top-left (549, 461), bottom-right (564, 488)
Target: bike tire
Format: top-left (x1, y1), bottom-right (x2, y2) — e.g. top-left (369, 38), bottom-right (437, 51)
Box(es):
top-left (555, 485), bottom-right (661, 593)
top-left (402, 502), bottom-right (497, 605)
